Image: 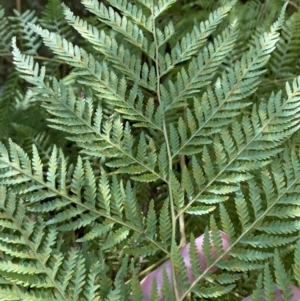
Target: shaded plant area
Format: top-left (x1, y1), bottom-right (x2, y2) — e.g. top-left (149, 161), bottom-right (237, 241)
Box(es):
top-left (1, 0), bottom-right (300, 300)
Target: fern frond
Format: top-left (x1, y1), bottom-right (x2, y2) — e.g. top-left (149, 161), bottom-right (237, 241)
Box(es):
top-left (180, 75), bottom-right (300, 217)
top-left (40, 0), bottom-right (73, 40)
top-left (187, 234), bottom-right (202, 284)
top-left (81, 0), bottom-right (152, 57)
top-left (10, 125), bottom-right (61, 164)
top-left (161, 1), bottom-right (236, 74)
top-left (63, 6), bottom-right (156, 92)
top-left (108, 0), bottom-right (153, 33)
top-left (170, 239), bottom-right (189, 294)
top-left (131, 264), bottom-right (144, 301)
top-left (0, 187), bottom-right (132, 300)
top-left (7, 1), bottom-right (300, 299)
top-left (159, 200), bottom-right (172, 249)
top-left (0, 6), bottom-right (13, 55)
top-left (193, 283), bottom-right (236, 299)
top-left (215, 146), bottom-right (300, 282)
top-left (0, 72), bottom-right (22, 141)
top-left (0, 140), bottom-right (171, 257)
top-left (162, 19), bottom-right (239, 110)
top-left (171, 8), bottom-right (286, 157)
top-left (274, 249), bottom-right (294, 300)
top-left (12, 42), bottom-right (167, 181)
top-left (269, 11), bottom-right (300, 80)
top-left (9, 9), bottom-right (41, 54)
top-left (21, 26), bottom-right (163, 131)
top-left (152, 0), bottom-right (177, 18)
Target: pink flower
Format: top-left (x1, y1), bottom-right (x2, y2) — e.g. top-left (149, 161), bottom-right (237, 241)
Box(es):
top-left (242, 285), bottom-right (300, 301)
top-left (137, 230), bottom-right (300, 301)
top-left (140, 231), bottom-right (230, 300)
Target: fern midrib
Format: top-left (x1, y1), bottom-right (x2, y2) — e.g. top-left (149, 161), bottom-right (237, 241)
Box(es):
top-left (152, 2), bottom-right (180, 300)
top-left (176, 86), bottom-right (299, 218)
top-left (0, 157), bottom-right (168, 256)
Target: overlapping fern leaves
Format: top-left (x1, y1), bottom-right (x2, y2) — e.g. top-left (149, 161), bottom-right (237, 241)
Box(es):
top-left (1, 0), bottom-right (300, 300)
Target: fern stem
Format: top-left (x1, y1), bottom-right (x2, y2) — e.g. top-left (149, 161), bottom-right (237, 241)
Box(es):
top-left (179, 108), bottom-right (187, 247)
top-left (0, 53), bottom-right (64, 64)
top-left (133, 255), bottom-right (169, 279)
top-left (15, 0), bottom-right (22, 50)
top-left (263, 76), bottom-right (298, 85)
top-left (283, 0), bottom-right (300, 10)
top-left (150, 2), bottom-right (179, 300)
top-left (15, 0), bottom-right (21, 12)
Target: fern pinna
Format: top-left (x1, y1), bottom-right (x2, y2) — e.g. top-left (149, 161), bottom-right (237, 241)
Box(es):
top-left (0, 0), bottom-right (300, 300)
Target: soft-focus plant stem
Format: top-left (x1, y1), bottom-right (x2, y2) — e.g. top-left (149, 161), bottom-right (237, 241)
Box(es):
top-left (151, 1), bottom-right (179, 299)
top-left (16, 0), bottom-right (21, 12)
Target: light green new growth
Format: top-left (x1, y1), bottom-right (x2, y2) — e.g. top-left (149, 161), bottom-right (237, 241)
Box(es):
top-left (0, 0), bottom-right (300, 300)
